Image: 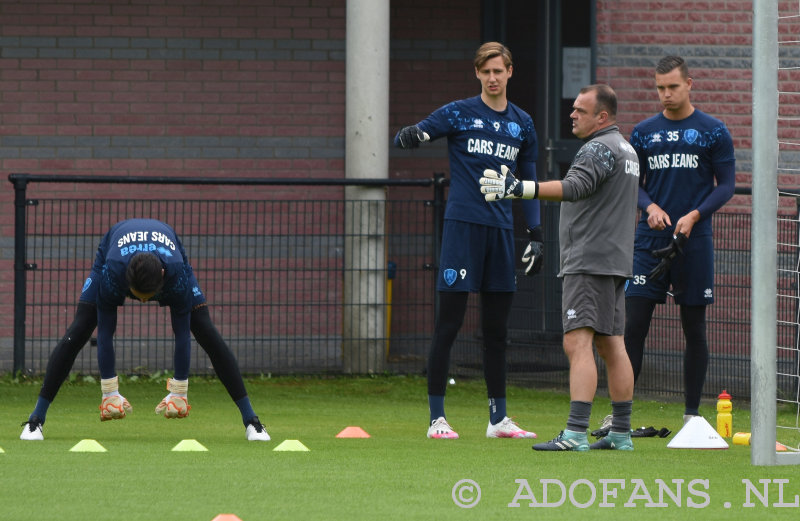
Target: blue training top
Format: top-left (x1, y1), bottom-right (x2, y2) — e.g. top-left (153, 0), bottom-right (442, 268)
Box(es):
top-left (87, 219), bottom-right (199, 380)
top-left (629, 109), bottom-right (735, 238)
top-left (400, 95), bottom-right (540, 230)
top-left (92, 218), bottom-right (198, 315)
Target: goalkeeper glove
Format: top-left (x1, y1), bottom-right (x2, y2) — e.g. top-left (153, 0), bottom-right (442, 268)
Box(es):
top-left (521, 227), bottom-right (544, 276)
top-left (155, 378), bottom-right (191, 419)
top-left (396, 125), bottom-right (430, 149)
top-left (99, 376), bottom-right (132, 421)
top-left (648, 232), bottom-right (688, 281)
top-left (480, 165), bottom-right (538, 201)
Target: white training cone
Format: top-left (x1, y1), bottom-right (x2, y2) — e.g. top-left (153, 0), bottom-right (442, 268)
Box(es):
top-left (667, 416), bottom-right (729, 449)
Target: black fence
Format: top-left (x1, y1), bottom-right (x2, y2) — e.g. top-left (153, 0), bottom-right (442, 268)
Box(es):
top-left (5, 174), bottom-right (794, 403)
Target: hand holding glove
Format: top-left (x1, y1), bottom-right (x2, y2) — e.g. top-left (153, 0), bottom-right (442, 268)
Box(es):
top-left (648, 232), bottom-right (688, 281)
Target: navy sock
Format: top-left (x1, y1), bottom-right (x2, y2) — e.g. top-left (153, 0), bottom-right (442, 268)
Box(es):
top-left (566, 400), bottom-right (592, 432)
top-left (31, 396), bottom-right (52, 423)
top-left (488, 397), bottom-right (507, 425)
top-left (428, 395), bottom-right (445, 423)
top-left (235, 396), bottom-right (257, 426)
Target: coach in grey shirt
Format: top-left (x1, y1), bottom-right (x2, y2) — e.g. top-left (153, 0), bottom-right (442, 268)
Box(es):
top-left (480, 83), bottom-right (640, 451)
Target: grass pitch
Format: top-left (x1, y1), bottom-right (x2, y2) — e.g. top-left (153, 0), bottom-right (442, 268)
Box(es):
top-left (2, 375), bottom-right (800, 521)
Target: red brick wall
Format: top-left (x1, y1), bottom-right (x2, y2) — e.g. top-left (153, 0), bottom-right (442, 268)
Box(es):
top-left (388, 0), bottom-right (482, 192)
top-left (1, 0), bottom-right (794, 372)
top-left (595, 1), bottom-right (800, 215)
top-left (0, 0), bottom-right (346, 199)
top-left (4, 0), bottom-right (792, 227)
top-left (0, 0), bottom-right (351, 350)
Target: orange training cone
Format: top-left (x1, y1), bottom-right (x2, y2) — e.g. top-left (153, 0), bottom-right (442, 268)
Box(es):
top-left (336, 426), bottom-right (371, 438)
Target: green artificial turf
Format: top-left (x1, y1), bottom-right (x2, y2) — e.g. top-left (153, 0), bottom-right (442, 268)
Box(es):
top-left (1, 375), bottom-right (800, 521)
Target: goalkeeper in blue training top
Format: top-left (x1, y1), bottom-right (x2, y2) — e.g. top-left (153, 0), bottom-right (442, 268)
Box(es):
top-left (624, 56), bottom-right (735, 424)
top-left (20, 218), bottom-right (270, 442)
top-left (394, 42), bottom-right (542, 440)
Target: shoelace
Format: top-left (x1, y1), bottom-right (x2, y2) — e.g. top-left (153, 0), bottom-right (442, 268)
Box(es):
top-left (432, 419), bottom-right (451, 433)
top-left (249, 418), bottom-right (265, 432)
top-left (21, 420), bottom-right (41, 431)
top-left (501, 417), bottom-right (519, 428)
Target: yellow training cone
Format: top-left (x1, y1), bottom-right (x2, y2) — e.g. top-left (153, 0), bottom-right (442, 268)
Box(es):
top-left (273, 439), bottom-right (309, 451)
top-left (69, 439), bottom-right (107, 452)
top-left (172, 439), bottom-right (208, 452)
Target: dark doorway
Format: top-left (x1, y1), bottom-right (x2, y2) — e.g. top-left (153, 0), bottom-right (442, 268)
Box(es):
top-left (481, 0), bottom-right (596, 347)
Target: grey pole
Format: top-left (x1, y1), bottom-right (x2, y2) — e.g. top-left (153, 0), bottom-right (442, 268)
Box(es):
top-left (751, 0), bottom-right (779, 466)
top-left (343, 0), bottom-right (389, 373)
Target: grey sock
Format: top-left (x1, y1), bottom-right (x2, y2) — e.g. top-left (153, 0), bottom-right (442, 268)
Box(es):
top-left (610, 400), bottom-right (633, 433)
top-left (566, 400), bottom-right (592, 432)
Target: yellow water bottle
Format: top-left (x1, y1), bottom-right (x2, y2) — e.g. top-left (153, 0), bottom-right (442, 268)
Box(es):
top-left (716, 390), bottom-right (732, 438)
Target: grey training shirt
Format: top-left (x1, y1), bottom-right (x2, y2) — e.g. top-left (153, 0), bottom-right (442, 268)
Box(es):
top-left (557, 125), bottom-right (640, 278)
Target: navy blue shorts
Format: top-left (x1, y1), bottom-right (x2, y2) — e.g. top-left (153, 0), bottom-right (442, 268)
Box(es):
top-left (625, 233), bottom-right (715, 306)
top-left (437, 220), bottom-right (516, 292)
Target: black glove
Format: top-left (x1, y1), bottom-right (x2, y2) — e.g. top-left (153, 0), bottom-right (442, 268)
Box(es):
top-left (521, 227), bottom-right (544, 276)
top-left (648, 232), bottom-right (688, 281)
top-left (593, 426), bottom-right (671, 439)
top-left (397, 125), bottom-right (426, 149)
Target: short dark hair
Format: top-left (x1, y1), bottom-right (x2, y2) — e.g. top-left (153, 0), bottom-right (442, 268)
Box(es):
top-left (656, 55), bottom-right (689, 78)
top-left (579, 83), bottom-right (617, 118)
top-left (126, 253), bottom-right (164, 295)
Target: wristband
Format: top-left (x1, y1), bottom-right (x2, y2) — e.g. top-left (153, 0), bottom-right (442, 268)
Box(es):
top-left (522, 180), bottom-right (539, 199)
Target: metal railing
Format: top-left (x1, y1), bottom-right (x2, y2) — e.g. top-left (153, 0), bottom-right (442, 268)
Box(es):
top-left (5, 175), bottom-right (786, 402)
top-left (7, 174), bottom-right (450, 377)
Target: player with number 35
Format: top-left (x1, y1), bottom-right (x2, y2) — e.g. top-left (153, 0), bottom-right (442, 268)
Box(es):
top-left (624, 56), bottom-right (735, 424)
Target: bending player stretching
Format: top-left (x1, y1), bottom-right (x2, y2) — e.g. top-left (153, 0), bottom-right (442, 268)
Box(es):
top-left (395, 42), bottom-right (542, 439)
top-left (624, 56), bottom-right (735, 423)
top-left (20, 219), bottom-right (270, 442)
